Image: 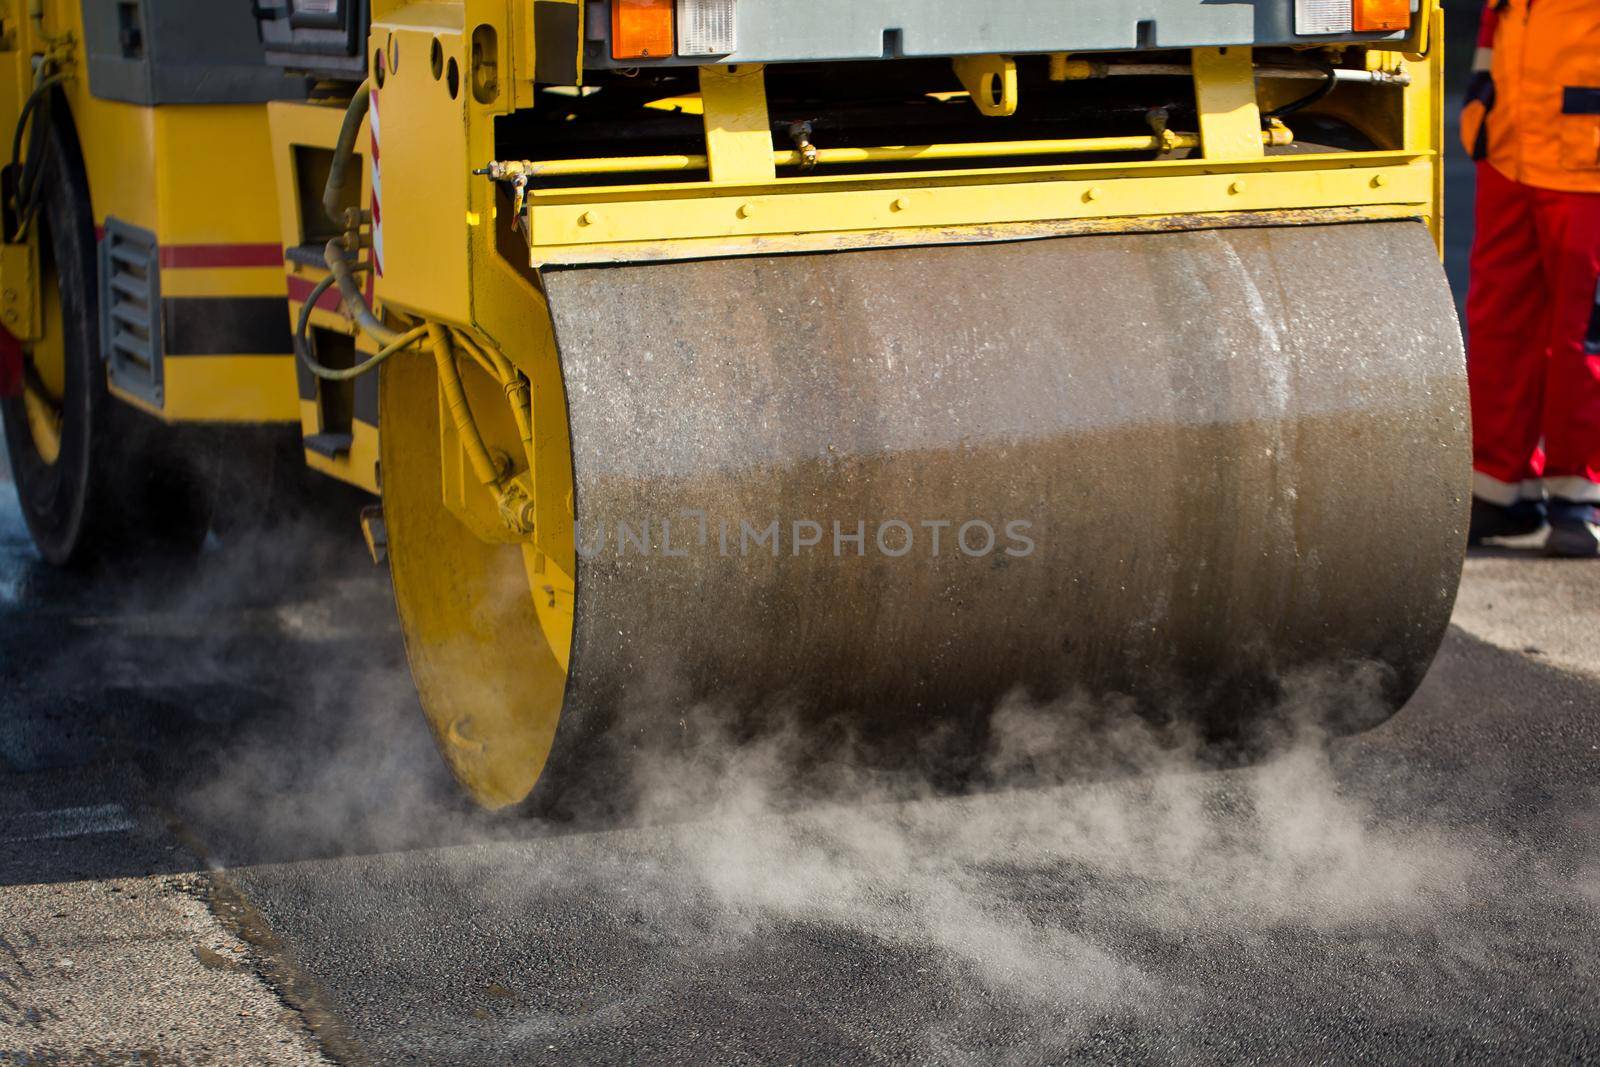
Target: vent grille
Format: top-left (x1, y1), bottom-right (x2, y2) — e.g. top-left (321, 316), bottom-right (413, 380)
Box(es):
top-left (99, 217), bottom-right (163, 407)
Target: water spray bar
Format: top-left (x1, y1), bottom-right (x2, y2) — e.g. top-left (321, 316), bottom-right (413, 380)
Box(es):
top-left (479, 126), bottom-right (1295, 182)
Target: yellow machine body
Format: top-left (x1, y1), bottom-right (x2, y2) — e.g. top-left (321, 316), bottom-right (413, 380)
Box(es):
top-left (0, 0), bottom-right (1466, 811)
top-left (0, 4), bottom-right (298, 424)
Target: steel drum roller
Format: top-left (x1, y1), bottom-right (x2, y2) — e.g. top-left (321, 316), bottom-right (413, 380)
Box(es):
top-left (384, 220), bottom-right (1467, 811)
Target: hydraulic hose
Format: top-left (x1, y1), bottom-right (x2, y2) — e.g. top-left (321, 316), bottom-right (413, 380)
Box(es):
top-left (8, 73), bottom-right (69, 241)
top-left (10, 73), bottom-right (67, 173)
top-left (450, 330), bottom-right (506, 379)
top-left (291, 268), bottom-right (426, 381)
top-left (323, 239), bottom-right (401, 346)
top-left (430, 323), bottom-right (503, 490)
top-left (1266, 65), bottom-right (1339, 120)
top-left (28, 0), bottom-right (70, 48)
top-left (316, 84), bottom-right (396, 346)
top-left (312, 83), bottom-right (532, 532)
top-left (454, 329), bottom-right (534, 460)
top-left (323, 82), bottom-right (370, 229)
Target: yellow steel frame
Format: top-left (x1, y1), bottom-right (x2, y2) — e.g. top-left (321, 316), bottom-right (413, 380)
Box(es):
top-left (371, 0), bottom-right (578, 653)
top-left (698, 65), bottom-right (779, 183)
top-left (952, 55), bottom-right (1019, 117)
top-left (523, 151), bottom-right (1432, 265)
top-left (0, 0), bottom-right (1446, 442)
top-left (371, 1), bottom-right (1446, 279)
top-left (267, 99), bottom-right (382, 493)
top-left (0, 1), bottom-right (299, 425)
top-left (1192, 46), bottom-right (1265, 160)
top-left (97, 105), bottom-right (300, 423)
top-left (354, 0), bottom-right (1451, 810)
top-left (366, 0), bottom-right (1447, 560)
top-left (510, 29), bottom-right (1443, 266)
top-left (77, 97), bottom-right (297, 422)
top-left (0, 240), bottom-right (42, 341)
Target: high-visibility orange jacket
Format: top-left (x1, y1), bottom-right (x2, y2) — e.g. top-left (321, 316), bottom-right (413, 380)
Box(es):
top-left (1462, 0), bottom-right (1600, 194)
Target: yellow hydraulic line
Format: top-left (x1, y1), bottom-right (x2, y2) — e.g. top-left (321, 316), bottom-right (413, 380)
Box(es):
top-left (1048, 58), bottom-right (1410, 85)
top-left (452, 329), bottom-right (536, 461)
top-left (450, 328), bottom-right (507, 381)
top-left (457, 330), bottom-right (517, 384)
top-left (483, 128), bottom-right (1304, 181)
top-left (505, 380), bottom-right (535, 459)
top-left (28, 0), bottom-right (69, 48)
top-left (429, 323), bottom-right (502, 490)
top-left (793, 134), bottom-right (1201, 165)
top-left (317, 324), bottom-right (428, 382)
top-left (501, 154), bottom-right (708, 177)
top-left (497, 136), bottom-right (1192, 177)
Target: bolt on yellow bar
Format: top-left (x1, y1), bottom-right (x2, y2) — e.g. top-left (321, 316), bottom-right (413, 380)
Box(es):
top-left (478, 126), bottom-right (1295, 182)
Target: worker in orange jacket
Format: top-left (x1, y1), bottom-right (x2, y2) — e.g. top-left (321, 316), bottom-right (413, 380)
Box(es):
top-left (1462, 0), bottom-right (1600, 556)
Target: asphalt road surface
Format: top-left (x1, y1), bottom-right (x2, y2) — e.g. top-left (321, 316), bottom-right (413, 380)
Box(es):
top-left (3, 11), bottom-right (1599, 1065)
top-left (3, 470), bottom-right (1599, 1067)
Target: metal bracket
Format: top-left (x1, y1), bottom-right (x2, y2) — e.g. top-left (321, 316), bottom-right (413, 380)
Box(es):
top-left (360, 504), bottom-right (388, 564)
top-left (698, 64), bottom-right (777, 183)
top-left (1192, 46), bottom-right (1264, 160)
top-left (953, 55), bottom-right (1018, 117)
top-left (0, 240), bottom-right (41, 342)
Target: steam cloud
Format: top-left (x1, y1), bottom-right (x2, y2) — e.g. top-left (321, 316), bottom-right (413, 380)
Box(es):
top-left (22, 483), bottom-right (1594, 1060)
top-left (176, 575), bottom-right (1490, 1052)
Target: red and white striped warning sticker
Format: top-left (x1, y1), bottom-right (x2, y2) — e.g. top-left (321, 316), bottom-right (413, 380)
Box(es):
top-left (370, 83), bottom-right (384, 278)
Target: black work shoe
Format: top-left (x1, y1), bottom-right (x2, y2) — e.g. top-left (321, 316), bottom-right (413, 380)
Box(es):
top-left (1468, 496), bottom-right (1547, 545)
top-left (1545, 498), bottom-right (1600, 558)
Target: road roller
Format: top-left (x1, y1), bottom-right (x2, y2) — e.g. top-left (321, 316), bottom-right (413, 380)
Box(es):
top-left (0, 0), bottom-right (1467, 810)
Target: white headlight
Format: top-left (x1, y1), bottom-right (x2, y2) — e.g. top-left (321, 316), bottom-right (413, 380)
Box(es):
top-left (1296, 0), bottom-right (1353, 34)
top-left (677, 0), bottom-right (737, 55)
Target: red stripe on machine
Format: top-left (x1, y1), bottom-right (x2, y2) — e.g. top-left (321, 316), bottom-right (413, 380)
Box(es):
top-left (159, 243), bottom-right (285, 270)
top-left (286, 274), bottom-right (346, 313)
top-left (90, 229), bottom-right (285, 270)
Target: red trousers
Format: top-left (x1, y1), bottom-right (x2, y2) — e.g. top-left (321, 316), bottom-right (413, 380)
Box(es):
top-left (1466, 162), bottom-right (1600, 504)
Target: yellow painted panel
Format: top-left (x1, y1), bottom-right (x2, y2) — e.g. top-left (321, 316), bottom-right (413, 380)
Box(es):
top-left (300, 400), bottom-right (382, 494)
top-left (161, 266), bottom-right (289, 299)
top-left (527, 161), bottom-right (1433, 253)
top-left (267, 99), bottom-right (370, 257)
top-left (75, 99), bottom-right (159, 232)
top-left (161, 357), bottom-right (301, 422)
top-left (154, 107), bottom-right (284, 246)
top-left (369, 24), bottom-right (473, 322)
top-left (73, 100), bottom-right (283, 249)
top-left (110, 357), bottom-right (300, 423)
top-left (331, 204), bottom-right (1431, 268)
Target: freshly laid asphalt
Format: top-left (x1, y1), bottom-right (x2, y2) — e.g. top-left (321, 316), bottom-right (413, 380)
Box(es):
top-left (2, 469), bottom-right (1598, 1065)
top-left (2, 9), bottom-right (1597, 1064)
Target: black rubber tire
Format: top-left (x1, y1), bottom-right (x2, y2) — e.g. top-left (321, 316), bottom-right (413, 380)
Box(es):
top-left (1, 89), bottom-right (209, 566)
top-left (2, 89), bottom-right (105, 565)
